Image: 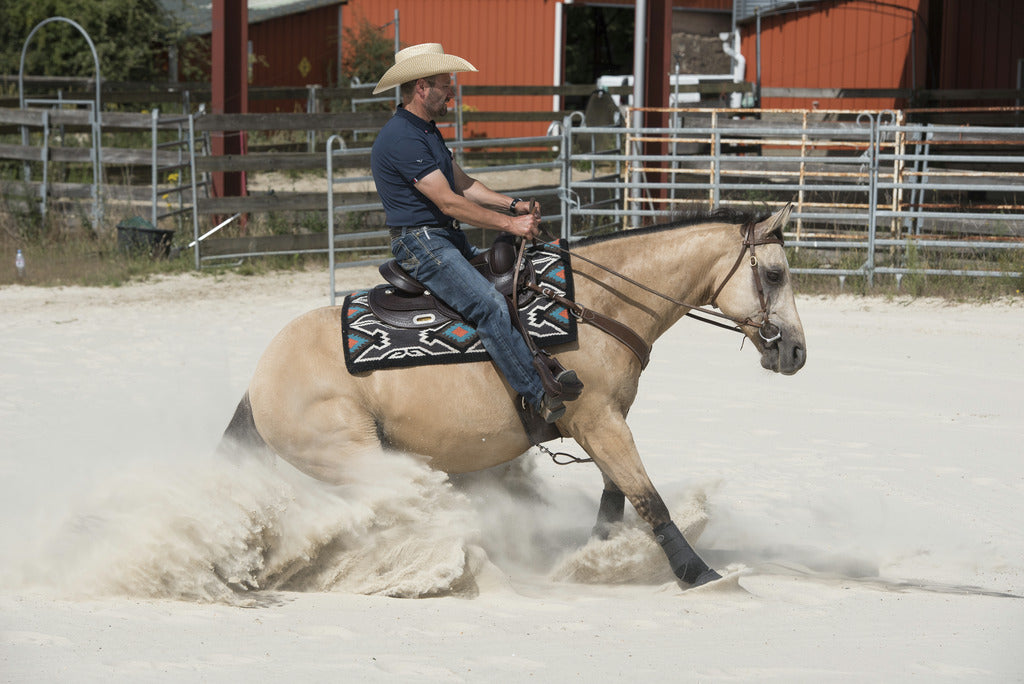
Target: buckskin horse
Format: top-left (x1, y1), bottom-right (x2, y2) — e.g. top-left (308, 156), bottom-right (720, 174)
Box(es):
top-left (221, 204), bottom-right (807, 588)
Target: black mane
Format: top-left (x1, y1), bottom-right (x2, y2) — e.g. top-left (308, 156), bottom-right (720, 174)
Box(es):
top-left (575, 207), bottom-right (771, 248)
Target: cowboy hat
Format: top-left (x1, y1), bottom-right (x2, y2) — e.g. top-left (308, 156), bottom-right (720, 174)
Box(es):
top-left (372, 43), bottom-right (477, 94)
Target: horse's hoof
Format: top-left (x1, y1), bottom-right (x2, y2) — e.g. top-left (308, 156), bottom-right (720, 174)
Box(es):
top-left (690, 568), bottom-right (723, 587)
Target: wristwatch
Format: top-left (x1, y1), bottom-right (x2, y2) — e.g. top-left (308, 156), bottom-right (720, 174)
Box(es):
top-left (509, 197), bottom-right (524, 214)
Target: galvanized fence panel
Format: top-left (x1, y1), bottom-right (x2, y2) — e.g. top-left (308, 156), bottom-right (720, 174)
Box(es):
top-left (560, 107), bottom-right (1024, 286)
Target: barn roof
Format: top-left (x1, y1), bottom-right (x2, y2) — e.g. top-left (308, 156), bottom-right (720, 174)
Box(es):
top-left (159, 0), bottom-right (347, 35)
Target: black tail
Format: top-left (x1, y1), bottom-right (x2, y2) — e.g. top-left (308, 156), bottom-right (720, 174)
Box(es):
top-left (216, 391), bottom-right (275, 465)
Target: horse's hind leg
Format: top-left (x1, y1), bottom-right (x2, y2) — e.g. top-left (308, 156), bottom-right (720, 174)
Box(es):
top-left (216, 391), bottom-right (275, 465)
top-left (592, 477), bottom-right (625, 539)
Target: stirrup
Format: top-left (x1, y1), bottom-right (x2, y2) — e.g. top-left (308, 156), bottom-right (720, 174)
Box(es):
top-left (536, 394), bottom-right (566, 424)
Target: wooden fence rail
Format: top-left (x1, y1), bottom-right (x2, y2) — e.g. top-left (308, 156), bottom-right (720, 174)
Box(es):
top-left (5, 74), bottom-right (1020, 107)
top-left (3, 88), bottom-right (1022, 264)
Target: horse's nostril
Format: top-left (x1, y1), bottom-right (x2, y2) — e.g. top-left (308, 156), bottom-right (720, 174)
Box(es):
top-left (793, 345), bottom-right (806, 365)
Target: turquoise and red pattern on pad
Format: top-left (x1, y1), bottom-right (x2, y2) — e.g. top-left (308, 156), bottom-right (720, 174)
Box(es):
top-left (341, 241), bottom-right (577, 373)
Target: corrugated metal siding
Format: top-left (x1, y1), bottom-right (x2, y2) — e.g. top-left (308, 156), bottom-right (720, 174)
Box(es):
top-left (249, 4), bottom-right (341, 112)
top-left (346, 0), bottom-right (558, 138)
top-left (939, 0), bottom-right (1024, 92)
top-left (740, 0), bottom-right (926, 110)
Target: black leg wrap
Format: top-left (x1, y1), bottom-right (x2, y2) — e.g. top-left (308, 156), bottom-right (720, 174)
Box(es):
top-left (592, 489), bottom-right (626, 539)
top-left (654, 521), bottom-right (721, 586)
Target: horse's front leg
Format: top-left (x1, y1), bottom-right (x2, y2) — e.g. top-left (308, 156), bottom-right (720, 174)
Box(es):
top-left (572, 413), bottom-right (721, 587)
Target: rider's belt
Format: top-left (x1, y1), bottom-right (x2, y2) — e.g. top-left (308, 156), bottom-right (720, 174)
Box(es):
top-left (388, 220), bottom-right (461, 240)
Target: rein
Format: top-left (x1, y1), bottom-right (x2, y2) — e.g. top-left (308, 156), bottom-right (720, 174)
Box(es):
top-left (532, 222), bottom-right (783, 343)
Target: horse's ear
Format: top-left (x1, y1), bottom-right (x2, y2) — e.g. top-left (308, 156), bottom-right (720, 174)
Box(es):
top-left (755, 202), bottom-right (793, 242)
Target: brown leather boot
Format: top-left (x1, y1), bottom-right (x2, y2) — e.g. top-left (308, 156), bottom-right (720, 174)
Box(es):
top-left (536, 393), bottom-right (566, 423)
top-left (554, 369), bottom-right (583, 402)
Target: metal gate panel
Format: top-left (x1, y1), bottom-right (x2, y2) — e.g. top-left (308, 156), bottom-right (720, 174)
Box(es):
top-left (561, 107), bottom-right (1024, 284)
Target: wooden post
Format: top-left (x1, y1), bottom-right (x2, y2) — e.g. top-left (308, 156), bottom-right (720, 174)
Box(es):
top-left (644, 0), bottom-right (673, 205)
top-left (211, 0), bottom-right (247, 201)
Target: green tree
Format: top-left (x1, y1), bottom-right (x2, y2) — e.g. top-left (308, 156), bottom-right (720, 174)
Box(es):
top-left (0, 0), bottom-right (187, 82)
top-left (341, 17), bottom-right (396, 85)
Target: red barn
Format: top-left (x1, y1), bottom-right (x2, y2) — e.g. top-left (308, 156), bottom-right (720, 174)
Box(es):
top-left (167, 1), bottom-right (1023, 130)
top-left (342, 0), bottom-right (735, 137)
top-left (167, 1), bottom-right (738, 136)
top-left (247, 1), bottom-right (347, 112)
top-left (737, 0), bottom-right (1024, 110)
top-left (161, 0), bottom-right (347, 113)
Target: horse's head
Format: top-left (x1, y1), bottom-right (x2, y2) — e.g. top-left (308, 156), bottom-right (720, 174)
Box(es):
top-left (712, 203), bottom-right (807, 375)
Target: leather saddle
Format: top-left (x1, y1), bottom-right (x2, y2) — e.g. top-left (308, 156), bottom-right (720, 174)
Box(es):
top-left (368, 234), bottom-right (537, 329)
top-left (366, 233), bottom-right (580, 445)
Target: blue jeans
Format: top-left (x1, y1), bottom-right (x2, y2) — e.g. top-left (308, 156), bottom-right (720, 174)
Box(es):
top-left (391, 226), bottom-right (545, 407)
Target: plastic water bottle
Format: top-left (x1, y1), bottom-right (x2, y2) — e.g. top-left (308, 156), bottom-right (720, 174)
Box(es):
top-left (15, 249), bottom-right (25, 280)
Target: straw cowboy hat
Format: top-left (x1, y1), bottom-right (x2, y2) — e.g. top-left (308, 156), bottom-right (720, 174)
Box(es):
top-left (372, 43), bottom-right (477, 94)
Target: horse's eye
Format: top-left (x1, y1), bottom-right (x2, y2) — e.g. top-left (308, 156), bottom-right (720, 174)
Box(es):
top-left (765, 267), bottom-right (784, 285)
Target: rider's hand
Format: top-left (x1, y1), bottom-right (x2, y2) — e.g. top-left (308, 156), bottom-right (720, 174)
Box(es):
top-left (512, 198), bottom-right (542, 218)
top-left (508, 213), bottom-right (540, 239)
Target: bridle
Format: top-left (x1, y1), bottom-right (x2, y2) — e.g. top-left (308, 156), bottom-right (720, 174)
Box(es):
top-left (533, 220), bottom-right (785, 348)
top-left (707, 221), bottom-right (783, 346)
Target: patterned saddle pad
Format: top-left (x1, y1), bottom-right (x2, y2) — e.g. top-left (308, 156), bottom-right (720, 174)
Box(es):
top-left (341, 242), bottom-right (577, 374)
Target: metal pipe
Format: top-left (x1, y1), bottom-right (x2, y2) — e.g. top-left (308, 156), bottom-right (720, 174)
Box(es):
top-left (188, 112), bottom-right (201, 270)
top-left (719, 30), bottom-right (746, 108)
top-left (187, 212), bottom-right (241, 248)
top-left (630, 0), bottom-right (647, 228)
top-left (19, 16), bottom-right (103, 227)
top-left (393, 9), bottom-right (400, 109)
top-left (151, 108), bottom-right (159, 229)
top-left (327, 134), bottom-right (340, 304)
top-left (755, 8), bottom-right (762, 107)
top-left (553, 2), bottom-right (564, 113)
top-left (40, 110), bottom-right (49, 217)
top-left (632, 0), bottom-right (646, 115)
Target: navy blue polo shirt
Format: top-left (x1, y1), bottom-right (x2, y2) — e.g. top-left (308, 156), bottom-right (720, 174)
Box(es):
top-left (371, 106), bottom-right (455, 227)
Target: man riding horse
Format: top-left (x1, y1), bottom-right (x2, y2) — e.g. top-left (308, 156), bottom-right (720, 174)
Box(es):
top-left (370, 43), bottom-right (582, 424)
top-left (221, 42), bottom-right (809, 591)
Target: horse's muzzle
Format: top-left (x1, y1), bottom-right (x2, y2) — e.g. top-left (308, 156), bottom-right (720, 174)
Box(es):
top-left (759, 328), bottom-right (806, 375)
